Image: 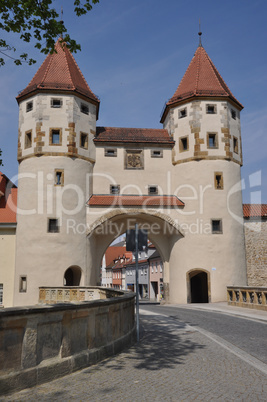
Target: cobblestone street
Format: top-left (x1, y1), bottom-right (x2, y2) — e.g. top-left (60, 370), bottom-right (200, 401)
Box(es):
top-left (1, 307), bottom-right (267, 401)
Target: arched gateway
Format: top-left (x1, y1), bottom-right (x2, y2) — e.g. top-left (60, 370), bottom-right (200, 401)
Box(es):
top-left (13, 36), bottom-right (247, 307)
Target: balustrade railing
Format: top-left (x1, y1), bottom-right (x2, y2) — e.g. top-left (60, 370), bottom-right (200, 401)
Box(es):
top-left (227, 286), bottom-right (267, 311)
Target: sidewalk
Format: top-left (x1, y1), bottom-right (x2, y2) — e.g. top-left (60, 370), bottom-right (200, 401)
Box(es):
top-left (1, 304), bottom-right (267, 401)
top-left (164, 302), bottom-right (267, 322)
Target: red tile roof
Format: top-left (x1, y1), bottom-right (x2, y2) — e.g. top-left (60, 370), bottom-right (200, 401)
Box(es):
top-left (0, 172), bottom-right (17, 224)
top-left (17, 39), bottom-right (100, 113)
top-left (243, 204), bottom-right (267, 218)
top-left (161, 45), bottom-right (243, 122)
top-left (88, 195), bottom-right (184, 207)
top-left (95, 127), bottom-right (174, 145)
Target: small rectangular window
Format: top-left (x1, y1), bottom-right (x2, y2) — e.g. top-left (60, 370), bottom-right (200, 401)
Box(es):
top-left (105, 148), bottom-right (117, 157)
top-left (81, 103), bottom-right (89, 115)
top-left (0, 284), bottom-right (3, 305)
top-left (206, 104), bottom-right (216, 114)
top-left (26, 101), bottom-right (33, 112)
top-left (207, 133), bottom-right (218, 149)
top-left (233, 137), bottom-right (238, 154)
top-left (211, 219), bottom-right (222, 234)
top-left (25, 130), bottom-right (32, 149)
top-left (50, 129), bottom-right (62, 145)
top-left (110, 185), bottom-right (120, 194)
top-left (231, 109), bottom-right (236, 120)
top-left (80, 132), bottom-right (88, 149)
top-left (179, 136), bottom-right (188, 152)
top-left (148, 185), bottom-right (158, 195)
top-left (19, 276), bottom-right (27, 293)
top-left (214, 172), bottom-right (224, 190)
top-left (179, 108), bottom-right (187, 119)
top-left (48, 218), bottom-right (59, 233)
top-left (55, 170), bottom-right (64, 186)
top-left (51, 98), bottom-right (62, 108)
top-left (151, 149), bottom-right (163, 158)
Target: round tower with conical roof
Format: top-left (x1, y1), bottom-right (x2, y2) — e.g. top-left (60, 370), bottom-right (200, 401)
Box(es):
top-left (161, 41), bottom-right (247, 303)
top-left (14, 40), bottom-right (100, 306)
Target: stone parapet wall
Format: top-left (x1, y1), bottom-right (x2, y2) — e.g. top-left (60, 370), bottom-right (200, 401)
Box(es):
top-left (227, 286), bottom-right (267, 311)
top-left (0, 291), bottom-right (136, 396)
top-left (244, 220), bottom-right (267, 286)
top-left (39, 286), bottom-right (123, 304)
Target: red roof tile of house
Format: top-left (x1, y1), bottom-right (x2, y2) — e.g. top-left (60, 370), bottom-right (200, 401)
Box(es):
top-left (88, 195), bottom-right (184, 207)
top-left (105, 246), bottom-right (127, 267)
top-left (243, 204), bottom-right (267, 218)
top-left (161, 45), bottom-right (243, 122)
top-left (95, 127), bottom-right (174, 145)
top-left (17, 39), bottom-right (100, 113)
top-left (0, 172), bottom-right (17, 224)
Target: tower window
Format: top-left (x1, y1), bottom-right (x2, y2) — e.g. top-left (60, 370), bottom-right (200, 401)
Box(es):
top-left (55, 170), bottom-right (64, 186)
top-left (80, 132), bottom-right (88, 149)
top-left (233, 137), bottom-right (238, 154)
top-left (105, 148), bottom-right (117, 157)
top-left (81, 103), bottom-right (89, 115)
top-left (179, 136), bottom-right (189, 152)
top-left (179, 108), bottom-right (187, 119)
top-left (51, 98), bottom-right (62, 108)
top-left (48, 218), bottom-right (59, 233)
top-left (231, 109), bottom-right (236, 120)
top-left (207, 133), bottom-right (218, 149)
top-left (206, 104), bottom-right (217, 114)
top-left (19, 276), bottom-right (27, 293)
top-left (214, 172), bottom-right (223, 190)
top-left (25, 130), bottom-right (32, 149)
top-left (26, 101), bottom-right (33, 112)
top-left (151, 149), bottom-right (163, 158)
top-left (110, 185), bottom-right (120, 194)
top-left (211, 219), bottom-right (222, 234)
top-left (49, 128), bottom-right (62, 145)
top-left (148, 185), bottom-right (158, 195)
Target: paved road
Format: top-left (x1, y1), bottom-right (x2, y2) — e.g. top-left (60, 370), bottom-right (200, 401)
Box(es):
top-left (140, 304), bottom-right (267, 364)
top-left (1, 305), bottom-right (267, 401)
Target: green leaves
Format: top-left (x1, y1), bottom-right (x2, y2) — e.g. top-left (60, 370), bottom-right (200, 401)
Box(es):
top-left (0, 0), bottom-right (99, 66)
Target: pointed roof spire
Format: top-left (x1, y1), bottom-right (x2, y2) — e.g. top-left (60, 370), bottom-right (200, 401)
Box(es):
top-left (160, 44), bottom-right (243, 123)
top-left (198, 19), bottom-right (202, 47)
top-left (17, 39), bottom-right (100, 116)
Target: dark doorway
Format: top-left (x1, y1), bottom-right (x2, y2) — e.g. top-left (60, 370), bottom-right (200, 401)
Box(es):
top-left (190, 271), bottom-right (208, 303)
top-left (64, 266), bottom-right (82, 286)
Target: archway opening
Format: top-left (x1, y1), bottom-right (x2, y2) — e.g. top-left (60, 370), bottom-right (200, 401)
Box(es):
top-left (64, 266), bottom-right (82, 286)
top-left (189, 271), bottom-right (209, 303)
top-left (100, 232), bottom-right (164, 302)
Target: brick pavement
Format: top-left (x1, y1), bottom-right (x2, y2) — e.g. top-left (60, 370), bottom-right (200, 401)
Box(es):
top-left (1, 310), bottom-right (267, 401)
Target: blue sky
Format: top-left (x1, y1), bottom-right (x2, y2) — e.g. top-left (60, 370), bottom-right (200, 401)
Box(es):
top-left (0, 0), bottom-right (266, 203)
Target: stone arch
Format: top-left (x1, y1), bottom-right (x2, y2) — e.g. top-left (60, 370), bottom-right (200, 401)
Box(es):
top-left (64, 266), bottom-right (83, 286)
top-left (87, 208), bottom-right (185, 238)
top-left (186, 269), bottom-right (211, 303)
top-left (86, 209), bottom-right (184, 295)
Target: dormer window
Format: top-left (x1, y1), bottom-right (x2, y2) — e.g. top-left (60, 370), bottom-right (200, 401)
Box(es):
top-left (51, 98), bottom-right (62, 108)
top-left (26, 101), bottom-right (33, 112)
top-left (81, 103), bottom-right (89, 115)
top-left (179, 108), bottom-right (187, 119)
